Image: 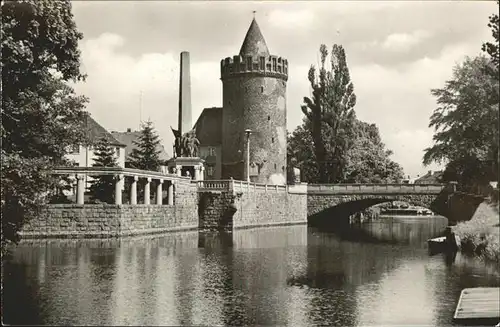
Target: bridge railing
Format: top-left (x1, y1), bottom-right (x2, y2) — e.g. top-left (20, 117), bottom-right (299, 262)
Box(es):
top-left (307, 183), bottom-right (446, 194)
top-left (194, 179), bottom-right (289, 193)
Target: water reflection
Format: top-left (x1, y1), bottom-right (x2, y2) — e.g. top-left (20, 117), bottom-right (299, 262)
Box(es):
top-left (362, 216), bottom-right (449, 246)
top-left (3, 221), bottom-right (499, 326)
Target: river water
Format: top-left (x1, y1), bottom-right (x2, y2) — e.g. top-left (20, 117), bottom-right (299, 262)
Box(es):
top-left (3, 216), bottom-right (499, 326)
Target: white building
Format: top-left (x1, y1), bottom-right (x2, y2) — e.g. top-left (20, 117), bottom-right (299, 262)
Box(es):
top-left (66, 114), bottom-right (126, 168)
top-left (64, 114), bottom-right (126, 196)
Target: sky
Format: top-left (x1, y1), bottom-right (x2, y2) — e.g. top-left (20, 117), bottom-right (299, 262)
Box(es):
top-left (70, 0), bottom-right (497, 178)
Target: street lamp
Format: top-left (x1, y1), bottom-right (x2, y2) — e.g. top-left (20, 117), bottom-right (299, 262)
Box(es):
top-left (245, 129), bottom-right (252, 182)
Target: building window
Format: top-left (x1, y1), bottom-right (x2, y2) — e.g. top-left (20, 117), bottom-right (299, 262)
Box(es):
top-left (115, 147), bottom-right (120, 157)
top-left (208, 147), bottom-right (216, 156)
top-left (268, 115), bottom-right (270, 121)
top-left (207, 166), bottom-right (214, 177)
top-left (274, 163), bottom-right (277, 170)
top-left (71, 144), bottom-right (80, 154)
top-left (260, 86), bottom-right (264, 93)
top-left (260, 57), bottom-right (265, 70)
top-left (247, 57), bottom-right (252, 71)
top-left (272, 137), bottom-right (274, 143)
top-left (272, 58), bottom-right (277, 71)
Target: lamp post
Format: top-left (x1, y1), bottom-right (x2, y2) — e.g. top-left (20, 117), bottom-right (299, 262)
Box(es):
top-left (245, 129), bottom-right (252, 182)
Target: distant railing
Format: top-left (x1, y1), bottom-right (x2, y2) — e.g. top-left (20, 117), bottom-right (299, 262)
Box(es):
top-left (307, 183), bottom-right (447, 194)
top-left (194, 179), bottom-right (289, 193)
top-left (194, 180), bottom-right (448, 194)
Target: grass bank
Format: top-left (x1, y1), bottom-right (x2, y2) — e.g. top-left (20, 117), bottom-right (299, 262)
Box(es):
top-left (452, 198), bottom-right (500, 264)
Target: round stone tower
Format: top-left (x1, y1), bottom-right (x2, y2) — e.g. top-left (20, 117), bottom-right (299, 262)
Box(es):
top-left (220, 18), bottom-right (288, 184)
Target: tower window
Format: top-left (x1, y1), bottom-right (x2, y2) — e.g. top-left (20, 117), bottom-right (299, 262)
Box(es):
top-left (267, 115), bottom-right (270, 121)
top-left (260, 86), bottom-right (264, 93)
top-left (272, 137), bottom-right (274, 143)
top-left (274, 163), bottom-right (277, 170)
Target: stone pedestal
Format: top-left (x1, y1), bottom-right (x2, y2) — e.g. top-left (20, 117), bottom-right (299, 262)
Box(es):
top-left (167, 157), bottom-right (205, 181)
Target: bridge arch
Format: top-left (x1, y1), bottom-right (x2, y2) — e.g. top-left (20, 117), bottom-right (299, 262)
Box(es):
top-left (306, 184), bottom-right (448, 228)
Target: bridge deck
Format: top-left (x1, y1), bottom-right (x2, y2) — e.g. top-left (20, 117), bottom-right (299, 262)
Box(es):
top-left (453, 287), bottom-right (500, 325)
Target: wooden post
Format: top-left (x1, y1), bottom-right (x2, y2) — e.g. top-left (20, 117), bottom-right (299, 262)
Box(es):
top-left (144, 178), bottom-right (151, 205)
top-left (156, 179), bottom-right (163, 205)
top-left (130, 176), bottom-right (138, 205)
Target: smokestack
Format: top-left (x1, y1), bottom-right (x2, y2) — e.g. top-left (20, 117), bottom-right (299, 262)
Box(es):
top-left (178, 51), bottom-right (192, 135)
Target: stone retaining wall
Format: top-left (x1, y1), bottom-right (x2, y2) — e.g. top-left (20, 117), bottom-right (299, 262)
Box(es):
top-left (198, 185), bottom-right (307, 231)
top-left (21, 180), bottom-right (199, 238)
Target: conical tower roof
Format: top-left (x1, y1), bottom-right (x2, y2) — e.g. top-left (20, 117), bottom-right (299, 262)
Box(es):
top-left (239, 18), bottom-right (270, 57)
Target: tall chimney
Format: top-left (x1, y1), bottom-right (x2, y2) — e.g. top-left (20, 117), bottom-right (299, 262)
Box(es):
top-left (178, 51), bottom-right (192, 135)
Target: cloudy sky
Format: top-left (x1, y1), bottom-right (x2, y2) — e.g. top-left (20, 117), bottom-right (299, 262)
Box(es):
top-left (71, 0), bottom-right (496, 178)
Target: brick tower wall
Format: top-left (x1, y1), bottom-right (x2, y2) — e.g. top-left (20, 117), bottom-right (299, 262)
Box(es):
top-left (221, 55), bottom-right (288, 183)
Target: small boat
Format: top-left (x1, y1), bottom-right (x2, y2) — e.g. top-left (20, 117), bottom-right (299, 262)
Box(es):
top-left (427, 236), bottom-right (448, 254)
top-left (428, 228), bottom-right (460, 255)
top-left (380, 202), bottom-right (435, 216)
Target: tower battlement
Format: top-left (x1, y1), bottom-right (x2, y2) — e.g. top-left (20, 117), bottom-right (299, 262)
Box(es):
top-left (220, 55), bottom-right (288, 81)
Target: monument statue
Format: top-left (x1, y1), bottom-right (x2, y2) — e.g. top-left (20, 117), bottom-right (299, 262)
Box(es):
top-left (171, 126), bottom-right (200, 158)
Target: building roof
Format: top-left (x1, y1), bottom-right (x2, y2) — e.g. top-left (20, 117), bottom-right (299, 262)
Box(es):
top-left (415, 170), bottom-right (444, 184)
top-left (193, 107), bottom-right (223, 145)
top-left (239, 18), bottom-right (270, 57)
top-left (84, 113), bottom-right (125, 147)
top-left (111, 130), bottom-right (171, 162)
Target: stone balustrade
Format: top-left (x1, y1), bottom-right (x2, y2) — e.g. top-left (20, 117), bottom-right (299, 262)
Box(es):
top-left (52, 166), bottom-right (191, 206)
top-left (194, 179), bottom-right (290, 193)
top-left (307, 183), bottom-right (447, 195)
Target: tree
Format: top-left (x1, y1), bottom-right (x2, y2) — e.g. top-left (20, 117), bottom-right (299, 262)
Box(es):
top-left (288, 118), bottom-right (404, 184)
top-left (1, 0), bottom-right (87, 248)
top-left (301, 44), bottom-right (357, 183)
top-left (88, 138), bottom-right (119, 204)
top-left (128, 120), bottom-right (163, 202)
top-left (423, 56), bottom-right (499, 188)
top-left (482, 0), bottom-right (499, 74)
top-left (287, 121), bottom-right (320, 183)
top-left (344, 121), bottom-right (404, 183)
top-left (128, 120), bottom-right (163, 171)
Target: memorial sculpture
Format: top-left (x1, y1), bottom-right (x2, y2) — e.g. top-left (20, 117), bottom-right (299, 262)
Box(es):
top-left (171, 127), bottom-right (200, 158)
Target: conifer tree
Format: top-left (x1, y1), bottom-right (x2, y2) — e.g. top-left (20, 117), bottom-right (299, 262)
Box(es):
top-left (128, 120), bottom-right (162, 171)
top-left (88, 137), bottom-right (119, 204)
top-left (128, 120), bottom-right (163, 203)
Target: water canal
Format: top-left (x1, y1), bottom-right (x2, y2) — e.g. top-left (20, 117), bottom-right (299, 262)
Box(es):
top-left (3, 216), bottom-right (499, 326)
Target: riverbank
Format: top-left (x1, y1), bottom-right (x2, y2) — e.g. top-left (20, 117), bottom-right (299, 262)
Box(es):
top-left (452, 199), bottom-right (500, 265)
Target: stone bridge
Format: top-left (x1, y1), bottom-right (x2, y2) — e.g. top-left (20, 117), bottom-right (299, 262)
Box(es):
top-left (307, 183), bottom-right (450, 227)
